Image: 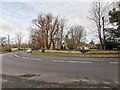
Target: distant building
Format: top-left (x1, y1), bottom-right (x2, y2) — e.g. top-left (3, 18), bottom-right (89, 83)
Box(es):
top-left (79, 43), bottom-right (96, 50)
top-left (79, 43), bottom-right (89, 50)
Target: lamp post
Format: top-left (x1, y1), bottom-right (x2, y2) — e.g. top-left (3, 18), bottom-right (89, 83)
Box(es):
top-left (8, 35), bottom-right (11, 52)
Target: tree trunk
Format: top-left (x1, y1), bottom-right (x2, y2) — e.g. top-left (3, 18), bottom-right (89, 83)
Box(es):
top-left (98, 2), bottom-right (103, 50)
top-left (52, 41), bottom-right (55, 50)
top-left (18, 43), bottom-right (20, 50)
top-left (102, 17), bottom-right (106, 50)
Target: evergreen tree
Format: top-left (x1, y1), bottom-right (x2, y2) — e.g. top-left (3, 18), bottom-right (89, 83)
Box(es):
top-left (106, 2), bottom-right (120, 50)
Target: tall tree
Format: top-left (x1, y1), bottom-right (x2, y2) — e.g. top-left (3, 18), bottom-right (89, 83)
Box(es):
top-left (15, 32), bottom-right (23, 50)
top-left (109, 2), bottom-right (120, 30)
top-left (59, 19), bottom-right (67, 49)
top-left (105, 2), bottom-right (120, 50)
top-left (65, 25), bottom-right (86, 50)
top-left (89, 1), bottom-right (110, 50)
top-left (32, 14), bottom-right (66, 50)
top-left (30, 28), bottom-right (41, 49)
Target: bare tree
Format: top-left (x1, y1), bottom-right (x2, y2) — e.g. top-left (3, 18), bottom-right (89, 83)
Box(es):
top-left (15, 32), bottom-right (23, 50)
top-left (32, 14), bottom-right (66, 50)
top-left (0, 36), bottom-right (6, 52)
top-left (53, 18), bottom-right (67, 49)
top-left (65, 25), bottom-right (86, 50)
top-left (59, 18), bottom-right (67, 49)
top-left (88, 1), bottom-right (110, 50)
top-left (30, 28), bottom-right (42, 50)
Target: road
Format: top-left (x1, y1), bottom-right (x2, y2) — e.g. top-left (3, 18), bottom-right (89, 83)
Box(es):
top-left (1, 52), bottom-right (119, 88)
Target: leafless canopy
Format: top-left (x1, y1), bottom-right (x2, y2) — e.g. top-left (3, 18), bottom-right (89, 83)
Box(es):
top-left (0, 37), bottom-right (6, 46)
top-left (65, 25), bottom-right (86, 50)
top-left (88, 1), bottom-right (110, 50)
top-left (31, 14), bottom-right (66, 50)
top-left (15, 32), bottom-right (23, 50)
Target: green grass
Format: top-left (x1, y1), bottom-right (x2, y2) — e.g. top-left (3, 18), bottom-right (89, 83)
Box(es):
top-left (11, 48), bottom-right (30, 52)
top-left (32, 51), bottom-right (119, 58)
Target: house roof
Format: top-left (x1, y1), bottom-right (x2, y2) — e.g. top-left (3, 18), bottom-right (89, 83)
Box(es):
top-left (79, 43), bottom-right (96, 47)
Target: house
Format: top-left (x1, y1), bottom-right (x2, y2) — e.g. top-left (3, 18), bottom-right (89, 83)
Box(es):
top-left (79, 43), bottom-right (96, 50)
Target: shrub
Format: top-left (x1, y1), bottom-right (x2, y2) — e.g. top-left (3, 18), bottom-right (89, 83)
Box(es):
top-left (90, 46), bottom-right (97, 49)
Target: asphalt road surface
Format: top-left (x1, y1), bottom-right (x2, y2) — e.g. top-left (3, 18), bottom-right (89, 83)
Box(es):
top-left (1, 52), bottom-right (119, 88)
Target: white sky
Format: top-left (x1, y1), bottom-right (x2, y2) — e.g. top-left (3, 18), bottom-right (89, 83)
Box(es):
top-left (0, 0), bottom-right (117, 44)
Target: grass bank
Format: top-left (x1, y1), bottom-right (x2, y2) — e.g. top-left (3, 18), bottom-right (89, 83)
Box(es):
top-left (32, 50), bottom-right (119, 58)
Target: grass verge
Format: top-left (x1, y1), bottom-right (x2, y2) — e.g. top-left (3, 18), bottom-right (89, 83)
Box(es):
top-left (32, 51), bottom-right (119, 58)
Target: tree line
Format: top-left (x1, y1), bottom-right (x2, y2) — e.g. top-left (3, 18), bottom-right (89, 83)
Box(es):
top-left (30, 1), bottom-right (120, 50)
top-left (0, 1), bottom-right (120, 52)
top-left (30, 13), bottom-right (86, 50)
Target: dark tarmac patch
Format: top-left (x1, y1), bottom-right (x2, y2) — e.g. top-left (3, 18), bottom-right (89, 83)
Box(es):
top-left (17, 74), bottom-right (40, 78)
top-left (2, 74), bottom-right (119, 89)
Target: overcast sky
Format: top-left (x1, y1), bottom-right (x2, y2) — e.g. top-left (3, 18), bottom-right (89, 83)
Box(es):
top-left (0, 0), bottom-right (117, 44)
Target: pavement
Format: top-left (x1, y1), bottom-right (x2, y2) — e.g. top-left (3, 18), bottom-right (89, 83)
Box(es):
top-left (1, 52), bottom-right (119, 88)
top-left (0, 54), bottom-right (2, 90)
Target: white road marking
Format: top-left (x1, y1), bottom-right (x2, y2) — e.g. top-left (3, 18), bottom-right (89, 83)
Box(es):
top-left (14, 54), bottom-right (19, 57)
top-left (22, 57), bottom-right (27, 58)
top-left (67, 61), bottom-right (77, 63)
top-left (52, 60), bottom-right (92, 64)
top-left (30, 58), bottom-right (42, 60)
top-left (14, 53), bottom-right (42, 60)
top-left (67, 61), bottom-right (92, 64)
top-left (13, 53), bottom-right (119, 64)
top-left (110, 62), bottom-right (118, 64)
top-left (52, 60), bottom-right (64, 63)
top-left (22, 57), bottom-right (29, 59)
top-left (0, 53), bottom-right (12, 56)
